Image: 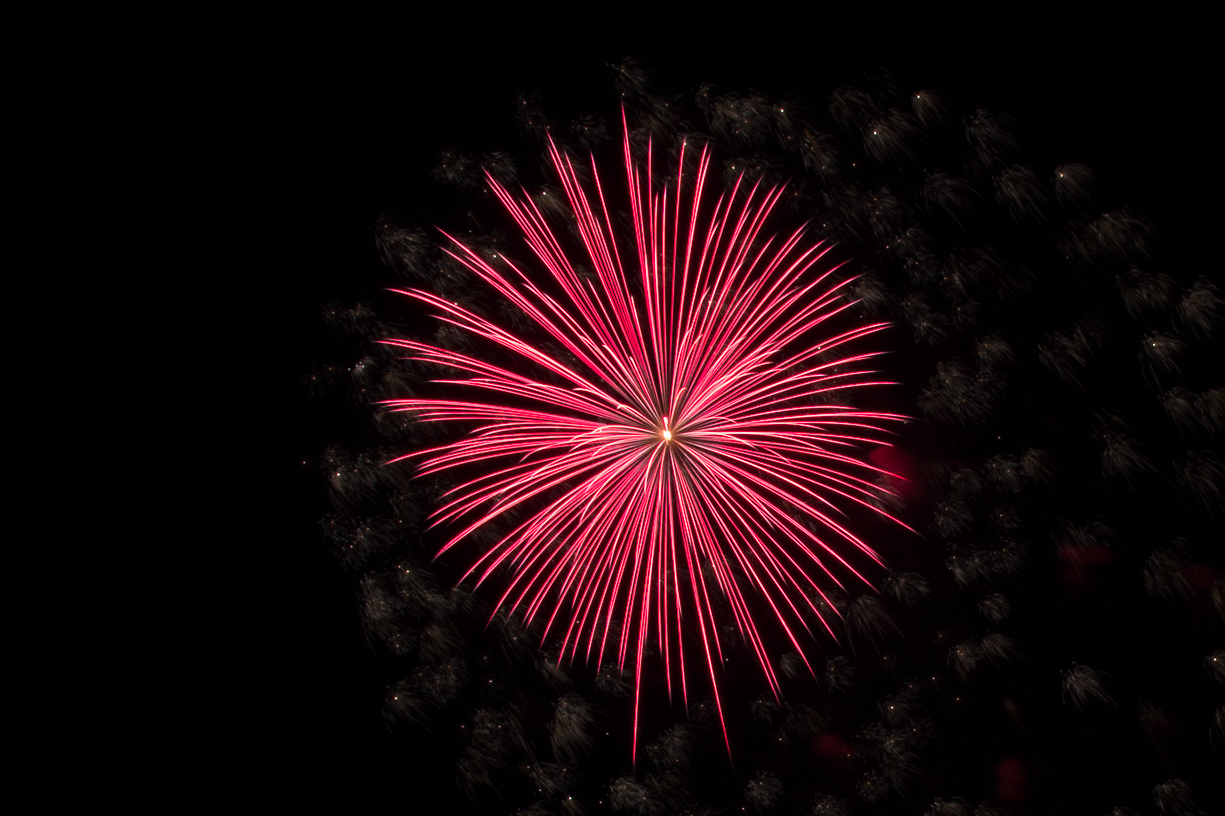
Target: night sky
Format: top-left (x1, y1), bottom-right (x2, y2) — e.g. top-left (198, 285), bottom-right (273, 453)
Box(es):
top-left (23, 4), bottom-right (1222, 813)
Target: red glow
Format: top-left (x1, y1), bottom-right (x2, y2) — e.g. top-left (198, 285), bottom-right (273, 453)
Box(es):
top-left (994, 756), bottom-right (1028, 802)
top-left (383, 124), bottom-right (907, 755)
top-left (1057, 542), bottom-right (1113, 584)
top-left (813, 732), bottom-right (854, 760)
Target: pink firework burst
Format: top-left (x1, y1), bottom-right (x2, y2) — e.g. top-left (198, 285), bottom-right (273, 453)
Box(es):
top-left (382, 124), bottom-right (908, 754)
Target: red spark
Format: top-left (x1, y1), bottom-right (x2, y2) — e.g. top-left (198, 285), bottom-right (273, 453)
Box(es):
top-left (382, 122), bottom-right (908, 756)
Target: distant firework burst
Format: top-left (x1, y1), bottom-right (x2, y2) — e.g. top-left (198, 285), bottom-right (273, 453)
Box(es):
top-left (382, 125), bottom-right (908, 751)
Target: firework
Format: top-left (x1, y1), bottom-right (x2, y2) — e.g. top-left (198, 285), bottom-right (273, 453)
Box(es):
top-left (381, 121), bottom-right (907, 752)
top-left (321, 59), bottom-right (1224, 812)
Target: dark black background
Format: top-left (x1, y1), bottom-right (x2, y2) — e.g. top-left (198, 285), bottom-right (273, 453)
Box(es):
top-left (18, 3), bottom-right (1222, 812)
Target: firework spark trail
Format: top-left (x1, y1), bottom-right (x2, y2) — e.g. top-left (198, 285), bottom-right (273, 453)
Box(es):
top-left (381, 123), bottom-right (908, 755)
